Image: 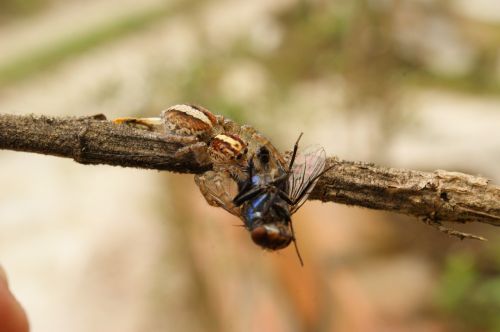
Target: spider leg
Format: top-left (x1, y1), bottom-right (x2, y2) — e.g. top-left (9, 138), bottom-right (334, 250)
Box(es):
top-left (113, 117), bottom-right (163, 130)
top-left (174, 141), bottom-right (210, 164)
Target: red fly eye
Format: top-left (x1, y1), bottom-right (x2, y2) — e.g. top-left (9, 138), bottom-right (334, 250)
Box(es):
top-left (250, 225), bottom-right (292, 250)
top-left (250, 226), bottom-right (268, 246)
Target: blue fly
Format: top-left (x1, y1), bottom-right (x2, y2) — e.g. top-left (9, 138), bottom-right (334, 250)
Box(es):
top-left (196, 133), bottom-right (329, 265)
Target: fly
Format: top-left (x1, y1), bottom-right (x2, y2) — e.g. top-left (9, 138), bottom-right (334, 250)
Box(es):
top-left (196, 133), bottom-right (330, 265)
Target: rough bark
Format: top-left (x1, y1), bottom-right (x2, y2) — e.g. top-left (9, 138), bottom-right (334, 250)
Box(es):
top-left (1, 113), bottom-right (499, 237)
top-left (0, 113), bottom-right (209, 173)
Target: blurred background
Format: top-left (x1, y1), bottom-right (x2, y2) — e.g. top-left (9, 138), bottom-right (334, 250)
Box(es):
top-left (1, 0), bottom-right (500, 331)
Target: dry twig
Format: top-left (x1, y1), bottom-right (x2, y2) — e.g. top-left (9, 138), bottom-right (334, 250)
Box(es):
top-left (1, 113), bottom-right (499, 238)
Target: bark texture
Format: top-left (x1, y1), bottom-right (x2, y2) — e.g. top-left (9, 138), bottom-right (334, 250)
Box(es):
top-left (1, 113), bottom-right (499, 234)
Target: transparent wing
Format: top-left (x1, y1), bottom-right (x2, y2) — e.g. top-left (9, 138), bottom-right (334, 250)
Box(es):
top-left (287, 145), bottom-right (326, 214)
top-left (194, 171), bottom-right (241, 217)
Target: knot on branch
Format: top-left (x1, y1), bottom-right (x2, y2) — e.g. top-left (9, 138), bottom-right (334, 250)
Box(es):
top-left (74, 124), bottom-right (90, 164)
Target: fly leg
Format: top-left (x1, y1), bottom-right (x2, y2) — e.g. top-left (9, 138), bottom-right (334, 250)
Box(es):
top-left (233, 185), bottom-right (266, 207)
top-left (287, 132), bottom-right (303, 172)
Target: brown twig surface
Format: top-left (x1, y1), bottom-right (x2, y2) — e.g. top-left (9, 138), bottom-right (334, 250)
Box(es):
top-left (1, 113), bottom-right (499, 236)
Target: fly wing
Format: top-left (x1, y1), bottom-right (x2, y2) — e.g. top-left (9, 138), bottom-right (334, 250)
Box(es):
top-left (194, 171), bottom-right (241, 217)
top-left (287, 145), bottom-right (326, 214)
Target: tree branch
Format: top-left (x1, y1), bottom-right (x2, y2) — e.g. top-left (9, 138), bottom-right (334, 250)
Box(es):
top-left (0, 113), bottom-right (210, 173)
top-left (1, 113), bottom-right (499, 234)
